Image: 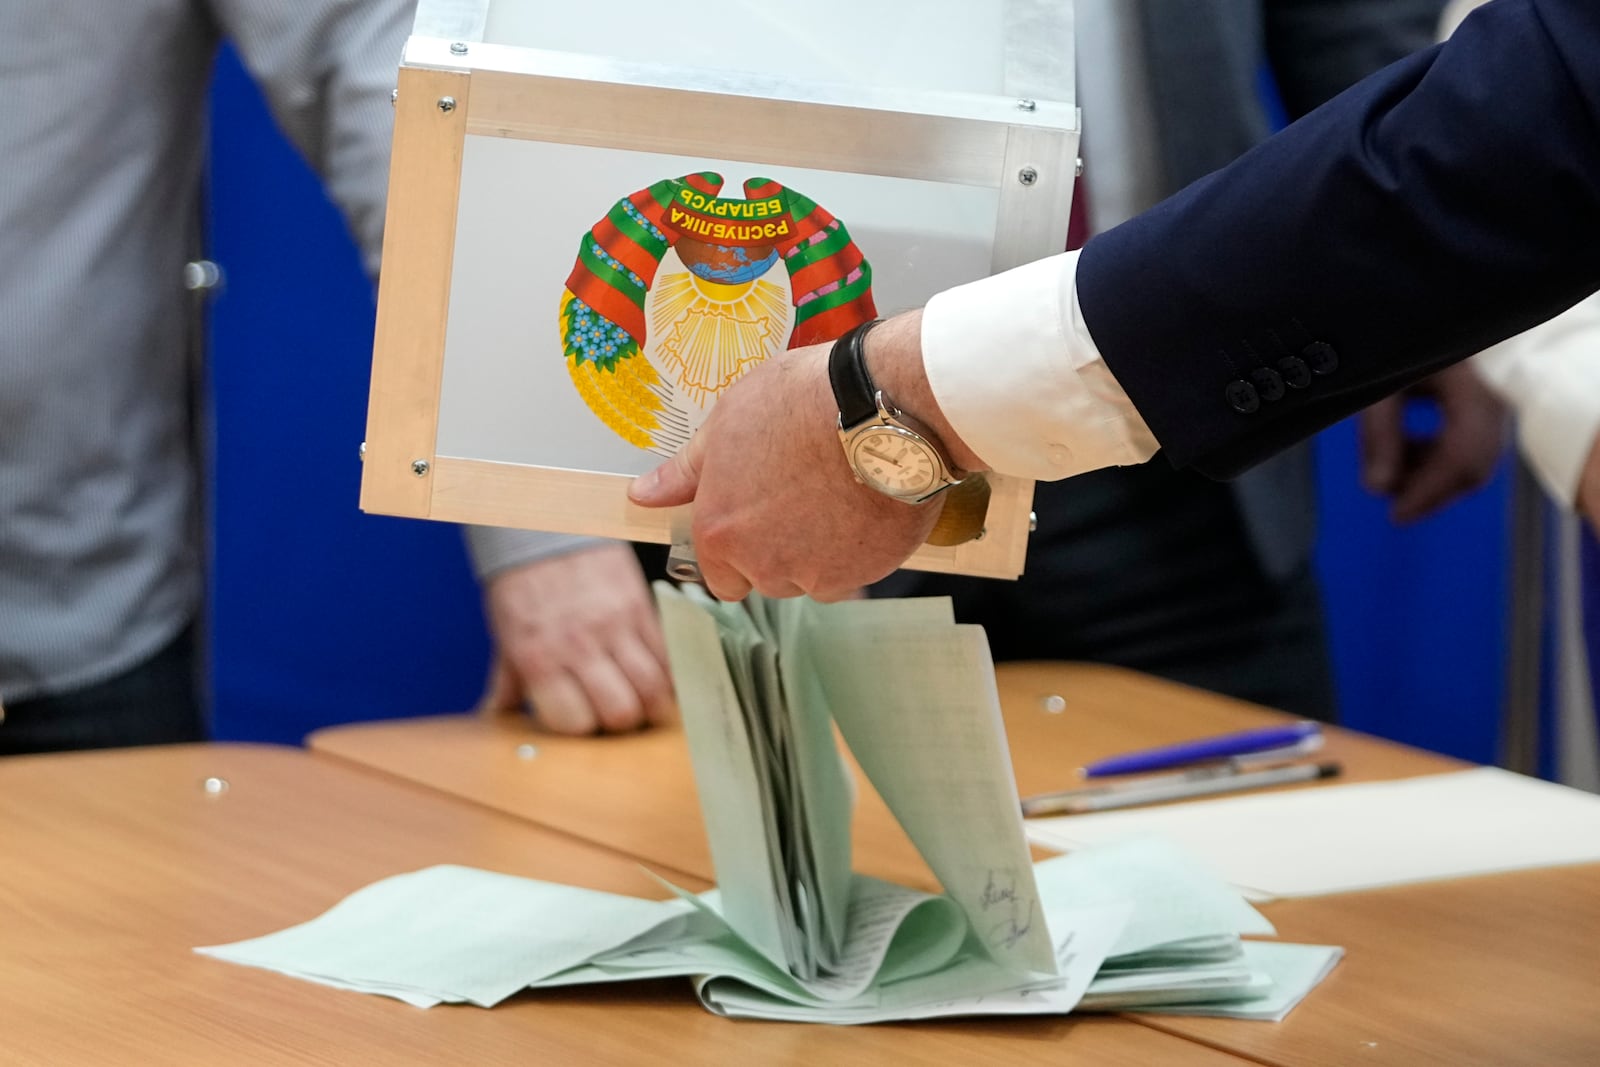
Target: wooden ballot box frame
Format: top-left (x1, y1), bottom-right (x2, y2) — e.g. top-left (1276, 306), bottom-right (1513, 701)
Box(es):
top-left (360, 1), bottom-right (1079, 578)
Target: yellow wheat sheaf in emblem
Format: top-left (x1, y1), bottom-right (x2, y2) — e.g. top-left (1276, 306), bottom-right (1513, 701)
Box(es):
top-left (647, 271), bottom-right (792, 409)
top-left (559, 291), bottom-right (665, 451)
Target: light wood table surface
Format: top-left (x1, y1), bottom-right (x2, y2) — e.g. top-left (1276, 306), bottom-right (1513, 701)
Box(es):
top-left (311, 661), bottom-right (1600, 1067)
top-left (1, 742), bottom-right (1248, 1067)
top-left (310, 662), bottom-right (1470, 890)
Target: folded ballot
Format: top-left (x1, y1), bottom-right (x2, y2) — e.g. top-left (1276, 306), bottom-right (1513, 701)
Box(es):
top-left (654, 585), bottom-right (1059, 983)
top-left (199, 592), bottom-right (1344, 1023)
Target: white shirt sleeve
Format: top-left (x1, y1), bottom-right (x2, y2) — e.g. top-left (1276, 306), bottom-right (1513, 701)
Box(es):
top-left (919, 250), bottom-right (1160, 480)
top-left (1471, 294), bottom-right (1600, 508)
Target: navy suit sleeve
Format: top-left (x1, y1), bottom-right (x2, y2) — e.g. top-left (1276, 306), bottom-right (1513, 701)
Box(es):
top-left (1079, 0), bottom-right (1600, 479)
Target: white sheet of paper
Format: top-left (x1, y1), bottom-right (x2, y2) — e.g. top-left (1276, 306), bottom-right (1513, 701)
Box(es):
top-left (1026, 767), bottom-right (1600, 898)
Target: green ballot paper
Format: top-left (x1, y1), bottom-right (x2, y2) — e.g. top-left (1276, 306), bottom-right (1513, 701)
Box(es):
top-left (656, 584), bottom-right (1058, 982)
top-left (199, 590), bottom-right (1344, 1025)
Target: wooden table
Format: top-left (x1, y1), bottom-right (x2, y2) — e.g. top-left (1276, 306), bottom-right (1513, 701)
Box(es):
top-left (312, 662), bottom-right (1600, 1067)
top-left (310, 663), bottom-right (1471, 890)
top-left (0, 743), bottom-right (1246, 1066)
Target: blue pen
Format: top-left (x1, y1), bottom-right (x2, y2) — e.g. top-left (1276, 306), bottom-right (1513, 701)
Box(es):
top-left (1082, 722), bottom-right (1322, 778)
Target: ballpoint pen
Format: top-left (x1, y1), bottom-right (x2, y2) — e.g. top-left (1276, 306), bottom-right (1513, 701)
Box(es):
top-left (1018, 736), bottom-right (1324, 817)
top-left (1081, 721), bottom-right (1323, 778)
top-left (1022, 761), bottom-right (1342, 817)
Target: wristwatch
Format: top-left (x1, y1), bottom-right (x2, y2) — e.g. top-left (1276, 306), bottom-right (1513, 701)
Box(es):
top-left (829, 320), bottom-right (966, 503)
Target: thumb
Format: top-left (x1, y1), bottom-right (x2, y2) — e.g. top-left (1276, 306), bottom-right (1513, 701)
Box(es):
top-left (629, 430), bottom-right (706, 507)
top-left (1359, 396), bottom-right (1405, 494)
top-left (475, 653), bottom-right (522, 716)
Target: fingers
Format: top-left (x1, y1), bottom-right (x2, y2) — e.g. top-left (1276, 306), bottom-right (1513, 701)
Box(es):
top-left (1387, 389), bottom-right (1506, 524)
top-left (629, 429), bottom-right (707, 508)
top-left (1364, 367), bottom-right (1509, 523)
top-left (752, 578), bottom-right (807, 599)
top-left (523, 672), bottom-right (595, 734)
top-left (474, 654), bottom-right (523, 716)
top-left (1388, 443), bottom-right (1489, 523)
top-left (523, 654), bottom-right (663, 736)
top-left (520, 640), bottom-right (653, 734)
top-left (566, 653), bottom-right (651, 733)
top-left (697, 551), bottom-right (753, 602)
top-left (518, 610), bottom-right (674, 734)
top-left (482, 544), bottom-right (682, 734)
top-left (809, 581), bottom-right (865, 604)
top-left (696, 555), bottom-right (806, 600)
top-left (609, 632), bottom-right (677, 726)
top-left (1359, 396), bottom-right (1405, 495)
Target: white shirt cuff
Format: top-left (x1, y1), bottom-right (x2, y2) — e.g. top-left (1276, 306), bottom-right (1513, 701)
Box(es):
top-left (1472, 295), bottom-right (1600, 507)
top-left (920, 250), bottom-right (1159, 480)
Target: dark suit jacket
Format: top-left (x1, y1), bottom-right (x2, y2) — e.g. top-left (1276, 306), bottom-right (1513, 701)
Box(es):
top-left (1083, 0), bottom-right (1600, 480)
top-left (1141, 0), bottom-right (1446, 578)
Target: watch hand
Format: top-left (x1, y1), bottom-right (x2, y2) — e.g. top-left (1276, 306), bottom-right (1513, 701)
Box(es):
top-left (862, 446), bottom-right (902, 467)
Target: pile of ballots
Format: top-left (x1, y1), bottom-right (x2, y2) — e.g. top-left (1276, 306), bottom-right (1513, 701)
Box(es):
top-left (197, 589), bottom-right (1341, 1022)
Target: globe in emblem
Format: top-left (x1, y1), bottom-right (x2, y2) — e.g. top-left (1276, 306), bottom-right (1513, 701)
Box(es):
top-left (675, 240), bottom-right (781, 285)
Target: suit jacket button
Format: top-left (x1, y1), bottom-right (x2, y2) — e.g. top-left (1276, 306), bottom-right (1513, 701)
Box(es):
top-left (1250, 366), bottom-right (1286, 402)
top-left (1277, 356), bottom-right (1312, 388)
top-left (1304, 341), bottom-right (1340, 375)
top-left (1225, 380), bottom-right (1261, 414)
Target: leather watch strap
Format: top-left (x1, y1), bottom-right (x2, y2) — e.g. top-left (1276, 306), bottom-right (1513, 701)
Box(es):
top-left (828, 319), bottom-right (882, 428)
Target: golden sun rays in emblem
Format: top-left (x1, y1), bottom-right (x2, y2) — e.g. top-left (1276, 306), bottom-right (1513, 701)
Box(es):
top-left (645, 268), bottom-right (794, 411)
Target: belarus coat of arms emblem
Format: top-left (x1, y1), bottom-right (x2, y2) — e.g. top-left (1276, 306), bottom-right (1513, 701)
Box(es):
top-left (559, 172), bottom-right (877, 456)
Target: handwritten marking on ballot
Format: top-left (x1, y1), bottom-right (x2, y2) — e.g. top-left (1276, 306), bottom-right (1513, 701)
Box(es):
top-left (980, 868), bottom-right (1037, 952)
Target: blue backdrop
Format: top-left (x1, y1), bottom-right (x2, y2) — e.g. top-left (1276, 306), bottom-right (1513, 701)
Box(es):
top-left (205, 50), bottom-right (1513, 763)
top-left (207, 52), bottom-right (489, 744)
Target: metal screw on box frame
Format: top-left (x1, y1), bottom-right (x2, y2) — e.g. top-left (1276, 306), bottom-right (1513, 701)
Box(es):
top-left (1016, 99), bottom-right (1036, 112)
top-left (1018, 167), bottom-right (1038, 186)
top-left (450, 41), bottom-right (469, 55)
top-left (412, 460), bottom-right (430, 477)
top-left (358, 442), bottom-right (366, 464)
top-left (437, 97), bottom-right (456, 113)
top-left (390, 88), bottom-right (398, 107)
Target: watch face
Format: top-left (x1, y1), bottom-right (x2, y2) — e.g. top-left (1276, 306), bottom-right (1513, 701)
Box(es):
top-left (849, 426), bottom-right (941, 499)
